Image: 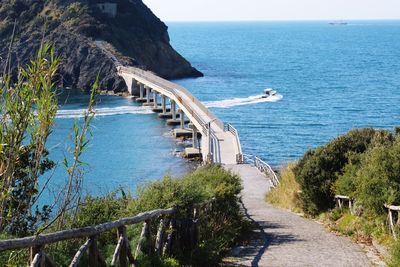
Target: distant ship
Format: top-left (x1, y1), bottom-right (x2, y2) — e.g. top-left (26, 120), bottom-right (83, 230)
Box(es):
top-left (329, 21), bottom-right (348, 26)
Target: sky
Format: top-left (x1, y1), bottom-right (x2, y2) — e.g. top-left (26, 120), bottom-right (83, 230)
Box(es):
top-left (142, 0), bottom-right (400, 22)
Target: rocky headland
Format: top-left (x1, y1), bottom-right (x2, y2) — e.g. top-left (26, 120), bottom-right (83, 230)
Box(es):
top-left (0, 0), bottom-right (202, 92)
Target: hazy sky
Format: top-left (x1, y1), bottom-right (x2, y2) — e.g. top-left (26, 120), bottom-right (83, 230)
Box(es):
top-left (142, 0), bottom-right (400, 21)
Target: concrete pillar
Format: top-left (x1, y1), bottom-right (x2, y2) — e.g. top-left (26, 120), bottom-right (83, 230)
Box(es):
top-left (128, 78), bottom-right (139, 96)
top-left (161, 95), bottom-right (166, 114)
top-left (153, 91), bottom-right (158, 108)
top-left (139, 83), bottom-right (144, 99)
top-left (171, 100), bottom-right (176, 120)
top-left (180, 110), bottom-right (185, 129)
top-left (190, 124), bottom-right (198, 149)
top-left (146, 86), bottom-right (150, 104)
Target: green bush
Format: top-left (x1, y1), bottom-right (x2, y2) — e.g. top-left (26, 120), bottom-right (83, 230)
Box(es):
top-left (294, 128), bottom-right (391, 215)
top-left (353, 138), bottom-right (400, 215)
top-left (126, 165), bottom-right (246, 266)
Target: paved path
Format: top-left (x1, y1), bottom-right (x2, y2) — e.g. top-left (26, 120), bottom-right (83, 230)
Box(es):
top-left (224, 164), bottom-right (372, 267)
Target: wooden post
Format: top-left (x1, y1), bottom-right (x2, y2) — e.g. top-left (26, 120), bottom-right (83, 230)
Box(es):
top-left (124, 233), bottom-right (136, 265)
top-left (135, 220), bottom-right (150, 259)
top-left (118, 226), bottom-right (128, 267)
top-left (162, 219), bottom-right (175, 256)
top-left (389, 209), bottom-right (396, 239)
top-left (397, 210), bottom-right (400, 225)
top-left (70, 239), bottom-right (92, 267)
top-left (89, 236), bottom-right (98, 267)
top-left (30, 246), bottom-right (42, 267)
top-left (155, 218), bottom-right (166, 256)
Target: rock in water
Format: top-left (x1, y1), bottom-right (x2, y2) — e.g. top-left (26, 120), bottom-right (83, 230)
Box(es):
top-left (0, 0), bottom-right (203, 92)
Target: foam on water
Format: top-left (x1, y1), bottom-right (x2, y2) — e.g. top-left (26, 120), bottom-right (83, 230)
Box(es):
top-left (56, 105), bottom-right (153, 118)
top-left (204, 94), bottom-right (283, 108)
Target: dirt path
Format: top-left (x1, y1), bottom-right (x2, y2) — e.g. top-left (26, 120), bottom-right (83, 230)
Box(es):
top-left (224, 164), bottom-right (372, 267)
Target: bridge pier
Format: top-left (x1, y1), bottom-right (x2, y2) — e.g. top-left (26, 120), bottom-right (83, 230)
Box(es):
top-left (184, 123), bottom-right (201, 158)
top-left (173, 109), bottom-right (195, 137)
top-left (136, 83), bottom-right (147, 103)
top-left (152, 94), bottom-right (170, 113)
top-left (153, 91), bottom-right (158, 108)
top-left (143, 87), bottom-right (154, 106)
top-left (167, 100), bottom-right (182, 125)
top-left (159, 97), bottom-right (175, 119)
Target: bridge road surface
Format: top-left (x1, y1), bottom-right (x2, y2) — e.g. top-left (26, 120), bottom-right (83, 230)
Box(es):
top-left (224, 164), bottom-right (372, 267)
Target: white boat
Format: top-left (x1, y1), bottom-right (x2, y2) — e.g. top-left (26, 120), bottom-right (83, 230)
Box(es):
top-left (262, 88), bottom-right (277, 98)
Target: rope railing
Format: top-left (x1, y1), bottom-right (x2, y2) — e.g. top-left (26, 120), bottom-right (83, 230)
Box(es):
top-left (243, 154), bottom-right (279, 186)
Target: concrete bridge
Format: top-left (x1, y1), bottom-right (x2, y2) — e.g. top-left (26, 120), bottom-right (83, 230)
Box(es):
top-left (118, 66), bottom-right (243, 165)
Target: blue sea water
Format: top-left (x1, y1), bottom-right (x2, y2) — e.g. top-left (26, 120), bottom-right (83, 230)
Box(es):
top-left (169, 21), bottom-right (400, 166)
top-left (48, 21), bottom-right (400, 195)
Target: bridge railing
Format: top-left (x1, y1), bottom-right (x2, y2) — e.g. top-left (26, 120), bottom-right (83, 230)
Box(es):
top-left (0, 208), bottom-right (175, 266)
top-left (119, 67), bottom-right (224, 164)
top-left (243, 154), bottom-right (279, 187)
top-left (225, 123), bottom-right (244, 164)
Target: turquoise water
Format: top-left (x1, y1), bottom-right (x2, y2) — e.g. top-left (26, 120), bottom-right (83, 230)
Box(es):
top-left (48, 21), bottom-right (400, 195)
top-left (47, 92), bottom-right (192, 196)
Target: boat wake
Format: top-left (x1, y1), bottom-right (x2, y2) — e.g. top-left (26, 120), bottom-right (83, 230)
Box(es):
top-left (56, 106), bottom-right (153, 118)
top-left (204, 94), bottom-right (283, 108)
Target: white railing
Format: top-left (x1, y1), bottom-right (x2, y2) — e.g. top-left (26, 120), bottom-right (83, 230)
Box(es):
top-left (243, 154), bottom-right (279, 187)
top-left (225, 123), bottom-right (244, 164)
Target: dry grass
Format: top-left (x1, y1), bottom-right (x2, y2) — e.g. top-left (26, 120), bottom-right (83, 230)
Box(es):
top-left (266, 162), bottom-right (302, 212)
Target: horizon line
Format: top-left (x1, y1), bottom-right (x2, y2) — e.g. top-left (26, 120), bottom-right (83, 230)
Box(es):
top-left (164, 18), bottom-right (400, 23)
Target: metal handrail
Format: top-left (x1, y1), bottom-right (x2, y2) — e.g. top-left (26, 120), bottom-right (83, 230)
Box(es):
top-left (243, 154), bottom-right (279, 186)
top-left (225, 123), bottom-right (244, 163)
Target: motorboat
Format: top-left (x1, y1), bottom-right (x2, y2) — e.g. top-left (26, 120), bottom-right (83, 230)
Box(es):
top-left (262, 88), bottom-right (277, 98)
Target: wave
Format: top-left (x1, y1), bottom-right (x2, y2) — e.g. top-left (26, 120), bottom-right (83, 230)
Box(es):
top-left (204, 94), bottom-right (283, 108)
top-left (56, 106), bottom-right (153, 118)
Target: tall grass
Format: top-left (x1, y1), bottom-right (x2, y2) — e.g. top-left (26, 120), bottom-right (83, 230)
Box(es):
top-left (266, 163), bottom-right (301, 212)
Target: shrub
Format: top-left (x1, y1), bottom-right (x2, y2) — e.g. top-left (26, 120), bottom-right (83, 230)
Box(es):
top-left (126, 165), bottom-right (246, 266)
top-left (353, 138), bottom-right (400, 215)
top-left (294, 128), bottom-right (390, 215)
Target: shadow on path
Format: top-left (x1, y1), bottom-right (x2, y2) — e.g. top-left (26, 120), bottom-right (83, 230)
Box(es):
top-left (229, 197), bottom-right (304, 267)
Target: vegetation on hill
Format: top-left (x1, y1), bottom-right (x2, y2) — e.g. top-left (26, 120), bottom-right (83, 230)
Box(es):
top-left (267, 128), bottom-right (400, 266)
top-left (0, 0), bottom-right (202, 92)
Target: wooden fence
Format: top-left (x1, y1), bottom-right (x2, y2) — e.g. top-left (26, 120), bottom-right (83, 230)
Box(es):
top-left (0, 208), bottom-right (176, 267)
top-left (334, 195), bottom-right (399, 239)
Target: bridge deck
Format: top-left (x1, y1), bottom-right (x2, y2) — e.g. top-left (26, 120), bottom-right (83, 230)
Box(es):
top-left (118, 66), bottom-right (240, 164)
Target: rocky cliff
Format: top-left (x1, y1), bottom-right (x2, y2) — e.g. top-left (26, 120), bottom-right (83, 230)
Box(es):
top-left (0, 0), bottom-right (202, 92)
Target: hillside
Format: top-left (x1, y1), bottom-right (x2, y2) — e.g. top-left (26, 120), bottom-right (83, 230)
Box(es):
top-left (0, 0), bottom-right (202, 91)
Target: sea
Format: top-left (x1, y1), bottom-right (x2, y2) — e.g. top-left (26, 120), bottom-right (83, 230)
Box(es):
top-left (47, 21), bottom-right (400, 196)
